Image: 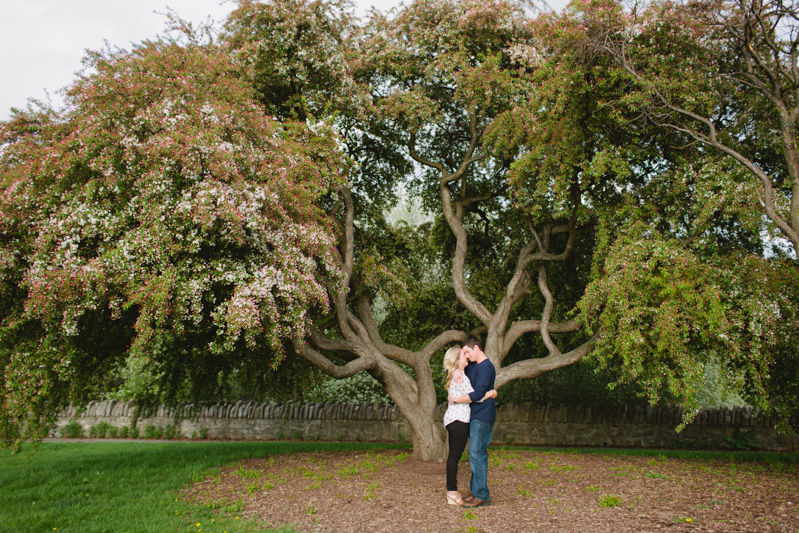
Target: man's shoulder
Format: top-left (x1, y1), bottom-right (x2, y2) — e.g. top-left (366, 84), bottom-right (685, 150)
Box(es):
top-left (468, 359), bottom-right (494, 381)
top-left (477, 359), bottom-right (495, 371)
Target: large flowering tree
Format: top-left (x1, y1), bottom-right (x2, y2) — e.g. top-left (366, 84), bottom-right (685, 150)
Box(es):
top-left (0, 36), bottom-right (345, 448)
top-left (2, 0), bottom-right (796, 459)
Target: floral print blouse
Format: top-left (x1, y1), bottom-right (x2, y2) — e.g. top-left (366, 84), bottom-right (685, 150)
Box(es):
top-left (444, 370), bottom-right (474, 426)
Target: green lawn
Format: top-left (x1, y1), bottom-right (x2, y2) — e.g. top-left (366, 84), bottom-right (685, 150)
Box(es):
top-left (0, 441), bottom-right (408, 533)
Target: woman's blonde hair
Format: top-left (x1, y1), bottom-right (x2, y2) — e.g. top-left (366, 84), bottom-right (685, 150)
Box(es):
top-left (443, 346), bottom-right (462, 388)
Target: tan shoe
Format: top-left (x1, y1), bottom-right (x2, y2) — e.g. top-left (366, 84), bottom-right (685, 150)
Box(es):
top-left (446, 490), bottom-right (464, 505)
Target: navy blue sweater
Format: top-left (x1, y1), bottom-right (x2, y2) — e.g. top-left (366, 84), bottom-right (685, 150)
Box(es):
top-left (465, 358), bottom-right (496, 424)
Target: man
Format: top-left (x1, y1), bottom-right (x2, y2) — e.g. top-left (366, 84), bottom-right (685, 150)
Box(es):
top-left (450, 335), bottom-right (496, 508)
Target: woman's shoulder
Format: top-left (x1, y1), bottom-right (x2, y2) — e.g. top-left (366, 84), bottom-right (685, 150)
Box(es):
top-left (452, 369), bottom-right (467, 383)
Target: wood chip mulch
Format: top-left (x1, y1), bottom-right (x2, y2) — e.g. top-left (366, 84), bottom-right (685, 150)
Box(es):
top-left (182, 449), bottom-right (799, 532)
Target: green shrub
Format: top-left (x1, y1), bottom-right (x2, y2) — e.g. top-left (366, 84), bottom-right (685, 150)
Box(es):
top-left (108, 426), bottom-right (119, 438)
top-left (144, 424), bottom-right (163, 439)
top-left (59, 420), bottom-right (84, 438)
top-left (199, 427), bottom-right (209, 440)
top-left (118, 426), bottom-right (129, 438)
top-left (163, 424), bottom-right (177, 440)
top-left (129, 426), bottom-right (140, 439)
top-left (724, 428), bottom-right (761, 450)
top-left (306, 372), bottom-right (391, 404)
top-left (95, 422), bottom-right (109, 438)
top-left (496, 358), bottom-right (652, 408)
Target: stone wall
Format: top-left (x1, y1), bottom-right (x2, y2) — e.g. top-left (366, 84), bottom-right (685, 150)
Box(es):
top-left (492, 404), bottom-right (798, 450)
top-left (53, 401), bottom-right (799, 451)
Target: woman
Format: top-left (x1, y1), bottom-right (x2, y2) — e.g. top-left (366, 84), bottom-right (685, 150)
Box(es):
top-left (443, 345), bottom-right (496, 505)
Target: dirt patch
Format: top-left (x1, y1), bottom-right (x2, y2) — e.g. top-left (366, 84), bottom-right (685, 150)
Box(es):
top-left (182, 449), bottom-right (799, 532)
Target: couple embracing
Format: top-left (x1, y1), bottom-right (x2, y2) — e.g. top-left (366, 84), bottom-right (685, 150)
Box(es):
top-left (443, 336), bottom-right (496, 508)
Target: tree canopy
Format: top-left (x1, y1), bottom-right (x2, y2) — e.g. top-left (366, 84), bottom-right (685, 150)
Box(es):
top-left (538, 0), bottom-right (799, 428)
top-left (0, 35), bottom-right (344, 446)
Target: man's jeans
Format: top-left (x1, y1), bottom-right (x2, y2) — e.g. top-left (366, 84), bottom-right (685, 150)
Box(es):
top-left (469, 419), bottom-right (494, 501)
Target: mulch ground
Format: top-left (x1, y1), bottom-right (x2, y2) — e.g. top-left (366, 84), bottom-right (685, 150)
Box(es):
top-left (182, 449), bottom-right (799, 532)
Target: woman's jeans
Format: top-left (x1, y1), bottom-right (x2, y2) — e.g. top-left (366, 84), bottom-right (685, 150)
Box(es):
top-left (446, 420), bottom-right (469, 491)
top-left (469, 419), bottom-right (494, 501)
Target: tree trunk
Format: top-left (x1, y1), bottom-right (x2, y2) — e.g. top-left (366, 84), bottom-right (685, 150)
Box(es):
top-left (383, 372), bottom-right (447, 461)
top-left (405, 410), bottom-right (447, 461)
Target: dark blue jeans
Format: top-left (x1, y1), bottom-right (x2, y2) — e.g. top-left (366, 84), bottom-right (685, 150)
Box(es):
top-left (469, 419), bottom-right (494, 501)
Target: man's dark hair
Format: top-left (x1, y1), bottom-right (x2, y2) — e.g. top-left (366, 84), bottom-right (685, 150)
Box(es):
top-left (460, 335), bottom-right (481, 349)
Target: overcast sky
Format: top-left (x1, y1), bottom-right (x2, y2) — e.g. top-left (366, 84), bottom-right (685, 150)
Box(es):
top-left (0, 0), bottom-right (567, 121)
